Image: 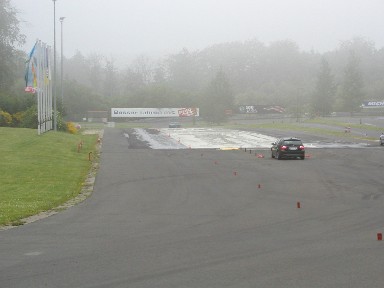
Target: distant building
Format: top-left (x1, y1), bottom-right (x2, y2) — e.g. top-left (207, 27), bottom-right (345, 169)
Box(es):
top-left (87, 111), bottom-right (108, 123)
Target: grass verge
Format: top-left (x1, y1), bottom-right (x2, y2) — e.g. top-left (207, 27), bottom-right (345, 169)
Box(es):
top-left (0, 127), bottom-right (99, 227)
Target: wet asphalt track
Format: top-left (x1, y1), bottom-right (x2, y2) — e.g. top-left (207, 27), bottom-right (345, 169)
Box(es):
top-left (1, 127), bottom-right (384, 287)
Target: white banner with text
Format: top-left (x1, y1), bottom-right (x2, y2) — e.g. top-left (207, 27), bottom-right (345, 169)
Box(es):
top-left (111, 108), bottom-right (199, 118)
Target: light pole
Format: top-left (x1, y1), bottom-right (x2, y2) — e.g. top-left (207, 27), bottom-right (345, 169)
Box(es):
top-left (60, 17), bottom-right (65, 110)
top-left (52, 0), bottom-right (57, 131)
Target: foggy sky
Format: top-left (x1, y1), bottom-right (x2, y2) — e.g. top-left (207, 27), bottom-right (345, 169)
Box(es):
top-left (13, 0), bottom-right (384, 65)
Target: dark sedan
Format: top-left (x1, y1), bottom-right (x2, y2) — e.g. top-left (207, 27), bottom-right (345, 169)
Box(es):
top-left (271, 137), bottom-right (305, 160)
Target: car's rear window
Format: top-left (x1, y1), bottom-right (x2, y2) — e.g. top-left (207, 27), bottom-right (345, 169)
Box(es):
top-left (283, 140), bottom-right (302, 145)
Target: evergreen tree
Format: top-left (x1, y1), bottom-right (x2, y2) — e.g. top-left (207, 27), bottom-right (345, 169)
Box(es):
top-left (0, 0), bottom-right (25, 91)
top-left (201, 70), bottom-right (233, 124)
top-left (312, 58), bottom-right (335, 116)
top-left (103, 57), bottom-right (118, 98)
top-left (340, 52), bottom-right (364, 114)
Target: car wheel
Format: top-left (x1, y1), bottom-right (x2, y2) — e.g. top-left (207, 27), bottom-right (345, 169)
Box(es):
top-left (300, 156), bottom-right (305, 160)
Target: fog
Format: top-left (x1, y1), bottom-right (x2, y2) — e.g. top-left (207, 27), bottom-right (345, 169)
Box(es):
top-left (13, 0), bottom-right (384, 65)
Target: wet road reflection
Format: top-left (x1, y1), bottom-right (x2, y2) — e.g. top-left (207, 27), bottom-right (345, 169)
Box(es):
top-left (127, 128), bottom-right (378, 149)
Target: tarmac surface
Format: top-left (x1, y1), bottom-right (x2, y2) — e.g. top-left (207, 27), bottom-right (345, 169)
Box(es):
top-left (1, 125), bottom-right (384, 287)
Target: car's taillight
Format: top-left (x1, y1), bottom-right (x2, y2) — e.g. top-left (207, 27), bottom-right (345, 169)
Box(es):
top-left (281, 145), bottom-right (287, 150)
top-left (299, 145), bottom-right (305, 150)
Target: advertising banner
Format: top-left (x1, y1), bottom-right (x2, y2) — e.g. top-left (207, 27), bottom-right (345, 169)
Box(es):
top-left (111, 108), bottom-right (199, 118)
top-left (237, 105), bottom-right (285, 114)
top-left (362, 101), bottom-right (384, 108)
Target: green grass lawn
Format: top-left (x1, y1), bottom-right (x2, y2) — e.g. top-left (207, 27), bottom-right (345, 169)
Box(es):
top-left (0, 127), bottom-right (98, 227)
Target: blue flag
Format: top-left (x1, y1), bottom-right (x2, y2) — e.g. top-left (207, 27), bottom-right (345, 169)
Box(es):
top-left (25, 42), bottom-right (38, 93)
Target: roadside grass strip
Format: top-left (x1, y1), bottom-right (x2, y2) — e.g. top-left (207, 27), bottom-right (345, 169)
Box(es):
top-left (0, 127), bottom-right (98, 227)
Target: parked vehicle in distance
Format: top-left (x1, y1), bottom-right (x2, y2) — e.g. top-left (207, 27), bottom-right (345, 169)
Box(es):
top-left (169, 122), bottom-right (181, 128)
top-left (271, 137), bottom-right (305, 160)
top-left (380, 133), bottom-right (384, 146)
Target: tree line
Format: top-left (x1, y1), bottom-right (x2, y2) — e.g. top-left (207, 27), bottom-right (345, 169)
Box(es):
top-left (1, 0), bottom-right (384, 127)
top-left (59, 37), bottom-right (384, 122)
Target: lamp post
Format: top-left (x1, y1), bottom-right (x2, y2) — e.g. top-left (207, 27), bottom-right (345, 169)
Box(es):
top-left (52, 0), bottom-right (57, 131)
top-left (60, 17), bottom-right (65, 110)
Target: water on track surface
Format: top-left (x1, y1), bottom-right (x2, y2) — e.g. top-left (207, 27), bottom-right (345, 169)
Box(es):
top-left (127, 128), bottom-right (376, 149)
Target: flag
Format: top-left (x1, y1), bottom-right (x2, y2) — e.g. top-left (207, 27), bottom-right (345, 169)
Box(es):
top-left (25, 42), bottom-right (38, 93)
top-left (44, 46), bottom-right (51, 85)
top-left (24, 40), bottom-right (53, 134)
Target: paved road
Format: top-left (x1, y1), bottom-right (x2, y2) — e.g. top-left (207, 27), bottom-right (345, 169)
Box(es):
top-left (1, 128), bottom-right (384, 287)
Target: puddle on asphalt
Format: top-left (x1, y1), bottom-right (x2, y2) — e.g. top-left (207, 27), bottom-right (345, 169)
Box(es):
top-left (127, 128), bottom-right (375, 150)
top-left (304, 142), bottom-right (372, 149)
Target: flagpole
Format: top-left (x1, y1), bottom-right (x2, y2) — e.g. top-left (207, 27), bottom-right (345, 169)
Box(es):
top-left (48, 45), bottom-right (53, 131)
top-left (37, 41), bottom-right (42, 135)
top-left (53, 0), bottom-right (57, 131)
top-left (60, 17), bottom-right (65, 110)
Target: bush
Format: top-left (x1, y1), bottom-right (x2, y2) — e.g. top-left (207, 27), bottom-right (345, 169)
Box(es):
top-left (66, 122), bottom-right (78, 134)
top-left (20, 106), bottom-right (38, 128)
top-left (12, 106), bottom-right (73, 132)
top-left (56, 112), bottom-right (67, 131)
top-left (12, 111), bottom-right (24, 127)
top-left (0, 110), bottom-right (13, 126)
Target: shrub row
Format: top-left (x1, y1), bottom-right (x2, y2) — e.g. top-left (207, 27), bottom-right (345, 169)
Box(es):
top-left (0, 106), bottom-right (78, 134)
